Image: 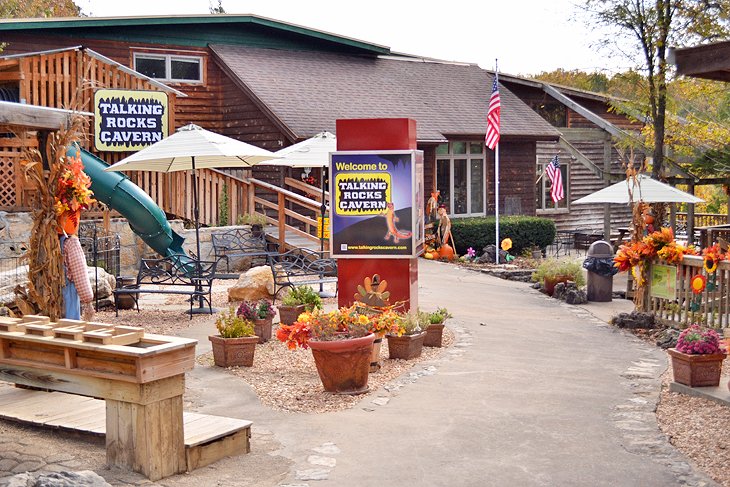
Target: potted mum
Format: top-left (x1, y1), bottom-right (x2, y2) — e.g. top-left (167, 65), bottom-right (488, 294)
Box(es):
top-left (237, 299), bottom-right (276, 343)
top-left (386, 312), bottom-right (426, 360)
top-left (277, 285), bottom-right (322, 325)
top-left (420, 307), bottom-right (451, 348)
top-left (532, 258), bottom-right (585, 296)
top-left (276, 305), bottom-right (374, 394)
top-left (668, 325), bottom-right (726, 387)
top-left (209, 307), bottom-right (258, 367)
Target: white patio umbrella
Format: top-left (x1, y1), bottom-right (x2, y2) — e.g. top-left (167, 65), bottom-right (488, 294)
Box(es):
top-left (572, 174), bottom-right (704, 204)
top-left (105, 124), bottom-right (279, 310)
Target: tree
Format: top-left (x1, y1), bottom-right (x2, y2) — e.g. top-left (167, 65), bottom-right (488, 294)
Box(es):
top-left (582, 0), bottom-right (730, 179)
top-left (209, 1), bottom-right (225, 14)
top-left (0, 0), bottom-right (81, 18)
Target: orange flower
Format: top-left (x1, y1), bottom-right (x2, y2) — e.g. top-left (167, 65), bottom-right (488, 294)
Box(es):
top-left (702, 243), bottom-right (724, 274)
top-left (691, 274), bottom-right (707, 294)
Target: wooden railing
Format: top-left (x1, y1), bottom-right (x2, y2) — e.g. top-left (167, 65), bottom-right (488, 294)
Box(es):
top-left (676, 212), bottom-right (728, 229)
top-left (644, 256), bottom-right (730, 329)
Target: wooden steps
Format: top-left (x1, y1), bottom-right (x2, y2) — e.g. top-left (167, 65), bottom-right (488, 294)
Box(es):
top-left (0, 387), bottom-right (251, 471)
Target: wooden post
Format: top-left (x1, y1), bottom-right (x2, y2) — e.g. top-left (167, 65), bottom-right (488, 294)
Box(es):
top-left (603, 134), bottom-right (612, 241)
top-left (687, 180), bottom-right (696, 245)
top-left (278, 192), bottom-right (286, 250)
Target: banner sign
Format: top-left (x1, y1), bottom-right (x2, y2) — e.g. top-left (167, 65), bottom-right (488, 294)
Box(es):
top-left (94, 89), bottom-right (169, 152)
top-left (650, 263), bottom-right (677, 300)
top-left (330, 150), bottom-right (424, 258)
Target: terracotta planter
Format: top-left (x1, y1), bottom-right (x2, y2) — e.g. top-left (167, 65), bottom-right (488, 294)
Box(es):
top-left (253, 317), bottom-right (273, 343)
top-left (423, 323), bottom-right (445, 347)
top-left (309, 333), bottom-right (375, 394)
top-left (543, 275), bottom-right (573, 297)
top-left (387, 331), bottom-right (426, 360)
top-left (668, 348), bottom-right (726, 387)
top-left (209, 335), bottom-right (258, 367)
top-left (278, 304), bottom-right (306, 325)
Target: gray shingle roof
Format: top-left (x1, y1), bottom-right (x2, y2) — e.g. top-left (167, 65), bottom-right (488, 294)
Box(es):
top-left (211, 44), bottom-right (559, 142)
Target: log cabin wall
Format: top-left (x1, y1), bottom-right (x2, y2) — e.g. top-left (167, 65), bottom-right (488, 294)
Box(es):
top-left (485, 140), bottom-right (537, 217)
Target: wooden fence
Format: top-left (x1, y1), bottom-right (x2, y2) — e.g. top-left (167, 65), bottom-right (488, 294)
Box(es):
top-left (676, 212), bottom-right (728, 228)
top-left (644, 256), bottom-right (730, 329)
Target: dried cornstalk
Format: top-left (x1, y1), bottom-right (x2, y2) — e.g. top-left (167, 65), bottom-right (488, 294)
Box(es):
top-left (15, 115), bottom-right (89, 320)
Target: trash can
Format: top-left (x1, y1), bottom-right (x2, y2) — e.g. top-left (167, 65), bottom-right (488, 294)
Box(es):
top-left (583, 240), bottom-right (617, 302)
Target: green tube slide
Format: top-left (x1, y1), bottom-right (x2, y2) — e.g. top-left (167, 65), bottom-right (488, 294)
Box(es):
top-left (69, 146), bottom-right (188, 258)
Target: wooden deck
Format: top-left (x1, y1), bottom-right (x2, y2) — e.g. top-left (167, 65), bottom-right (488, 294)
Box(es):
top-left (0, 386), bottom-right (251, 472)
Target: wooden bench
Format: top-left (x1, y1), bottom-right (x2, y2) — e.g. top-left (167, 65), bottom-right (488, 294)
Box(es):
top-left (211, 228), bottom-right (279, 274)
top-left (268, 247), bottom-right (338, 302)
top-left (0, 316), bottom-right (199, 480)
top-left (113, 256), bottom-right (217, 318)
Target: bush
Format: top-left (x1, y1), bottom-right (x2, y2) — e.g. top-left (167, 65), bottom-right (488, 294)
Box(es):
top-left (281, 285), bottom-right (322, 311)
top-left (450, 216), bottom-right (556, 256)
top-left (532, 258), bottom-right (585, 287)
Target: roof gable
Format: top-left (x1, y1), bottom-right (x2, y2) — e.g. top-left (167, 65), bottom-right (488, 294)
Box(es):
top-left (210, 45), bottom-right (559, 142)
top-left (0, 15), bottom-right (390, 56)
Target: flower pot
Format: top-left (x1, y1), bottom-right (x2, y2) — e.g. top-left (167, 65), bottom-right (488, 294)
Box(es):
top-left (278, 304), bottom-right (306, 325)
top-left (250, 224), bottom-right (263, 238)
top-left (114, 276), bottom-right (138, 310)
top-left (57, 209), bottom-right (81, 235)
top-left (387, 331), bottom-right (426, 360)
top-left (309, 333), bottom-right (375, 394)
top-left (253, 317), bottom-right (273, 344)
top-left (668, 348), bottom-right (726, 387)
top-left (532, 250), bottom-right (542, 260)
top-left (209, 335), bottom-right (258, 367)
top-left (543, 275), bottom-right (572, 297)
top-left (423, 323), bottom-right (445, 347)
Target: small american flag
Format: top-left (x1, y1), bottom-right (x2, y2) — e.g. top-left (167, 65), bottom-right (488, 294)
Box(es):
top-left (545, 155), bottom-right (565, 203)
top-left (485, 74), bottom-right (501, 150)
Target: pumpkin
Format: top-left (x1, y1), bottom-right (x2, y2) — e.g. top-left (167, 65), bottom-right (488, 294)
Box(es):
top-left (438, 244), bottom-right (455, 261)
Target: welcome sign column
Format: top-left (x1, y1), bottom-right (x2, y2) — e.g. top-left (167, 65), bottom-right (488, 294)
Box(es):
top-left (332, 119), bottom-right (424, 311)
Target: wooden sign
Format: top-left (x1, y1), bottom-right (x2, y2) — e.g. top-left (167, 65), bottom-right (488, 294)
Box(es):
top-left (94, 89), bottom-right (169, 152)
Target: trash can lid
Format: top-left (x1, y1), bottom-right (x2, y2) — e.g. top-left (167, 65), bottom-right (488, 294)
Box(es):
top-left (587, 240), bottom-right (613, 258)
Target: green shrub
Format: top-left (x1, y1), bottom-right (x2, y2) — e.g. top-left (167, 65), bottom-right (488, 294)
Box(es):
top-left (531, 258), bottom-right (585, 287)
top-left (281, 285), bottom-right (323, 311)
top-left (450, 216), bottom-right (556, 255)
top-left (215, 307), bottom-right (255, 338)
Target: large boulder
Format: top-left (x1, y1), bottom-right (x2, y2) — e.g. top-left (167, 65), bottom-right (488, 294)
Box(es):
top-left (228, 265), bottom-right (275, 301)
top-left (86, 267), bottom-right (116, 300)
top-left (7, 470), bottom-right (111, 487)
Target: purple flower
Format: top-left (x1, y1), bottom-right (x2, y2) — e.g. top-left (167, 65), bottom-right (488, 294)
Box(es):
top-left (467, 247), bottom-right (476, 258)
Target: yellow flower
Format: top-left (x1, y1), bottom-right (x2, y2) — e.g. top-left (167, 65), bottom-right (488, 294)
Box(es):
top-left (501, 238), bottom-right (513, 251)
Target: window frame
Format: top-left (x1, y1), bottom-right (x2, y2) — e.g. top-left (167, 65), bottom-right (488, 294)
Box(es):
top-left (435, 141), bottom-right (486, 217)
top-left (132, 52), bottom-right (204, 84)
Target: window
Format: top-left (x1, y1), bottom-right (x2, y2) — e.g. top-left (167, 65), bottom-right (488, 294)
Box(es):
top-left (529, 101), bottom-right (567, 127)
top-left (435, 141), bottom-right (485, 216)
top-left (133, 53), bottom-right (203, 83)
top-left (536, 157), bottom-right (569, 211)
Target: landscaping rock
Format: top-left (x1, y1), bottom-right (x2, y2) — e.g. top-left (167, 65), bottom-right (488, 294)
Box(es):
top-left (228, 265), bottom-right (275, 301)
top-left (611, 311), bottom-right (657, 329)
top-left (552, 281), bottom-right (587, 304)
top-left (656, 328), bottom-right (680, 349)
top-left (86, 267), bottom-right (115, 300)
top-left (7, 470), bottom-right (111, 487)
top-left (478, 245), bottom-right (509, 264)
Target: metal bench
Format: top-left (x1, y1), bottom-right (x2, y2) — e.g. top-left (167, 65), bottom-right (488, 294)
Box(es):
top-left (211, 228), bottom-right (279, 274)
top-left (267, 248), bottom-right (338, 302)
top-left (113, 256), bottom-right (217, 318)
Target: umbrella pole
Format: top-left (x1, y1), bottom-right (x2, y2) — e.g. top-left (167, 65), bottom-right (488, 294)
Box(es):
top-left (189, 156), bottom-right (216, 314)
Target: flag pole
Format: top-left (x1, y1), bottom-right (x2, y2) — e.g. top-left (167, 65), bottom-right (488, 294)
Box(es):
top-left (494, 60), bottom-right (500, 264)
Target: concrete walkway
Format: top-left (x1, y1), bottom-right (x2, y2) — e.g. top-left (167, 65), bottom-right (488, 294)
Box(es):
top-left (170, 260), bottom-right (716, 487)
top-left (0, 260), bottom-right (717, 487)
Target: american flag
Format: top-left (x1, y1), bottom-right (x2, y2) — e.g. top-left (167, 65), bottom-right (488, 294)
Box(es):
top-left (545, 155), bottom-right (564, 203)
top-left (485, 74), bottom-right (501, 150)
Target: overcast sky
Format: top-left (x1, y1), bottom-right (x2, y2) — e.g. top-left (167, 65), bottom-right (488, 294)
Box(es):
top-left (76, 0), bottom-right (629, 76)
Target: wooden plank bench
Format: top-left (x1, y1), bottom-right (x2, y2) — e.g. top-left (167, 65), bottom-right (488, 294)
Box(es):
top-left (211, 228), bottom-right (279, 275)
top-left (268, 247), bottom-right (338, 302)
top-left (0, 316), bottom-right (198, 480)
top-left (113, 256), bottom-right (217, 318)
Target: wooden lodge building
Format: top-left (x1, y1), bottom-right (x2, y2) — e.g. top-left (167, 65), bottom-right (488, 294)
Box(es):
top-left (0, 14), bottom-right (661, 245)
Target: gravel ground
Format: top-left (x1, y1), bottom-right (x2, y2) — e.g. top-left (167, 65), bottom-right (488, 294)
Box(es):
top-left (657, 365), bottom-right (730, 487)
